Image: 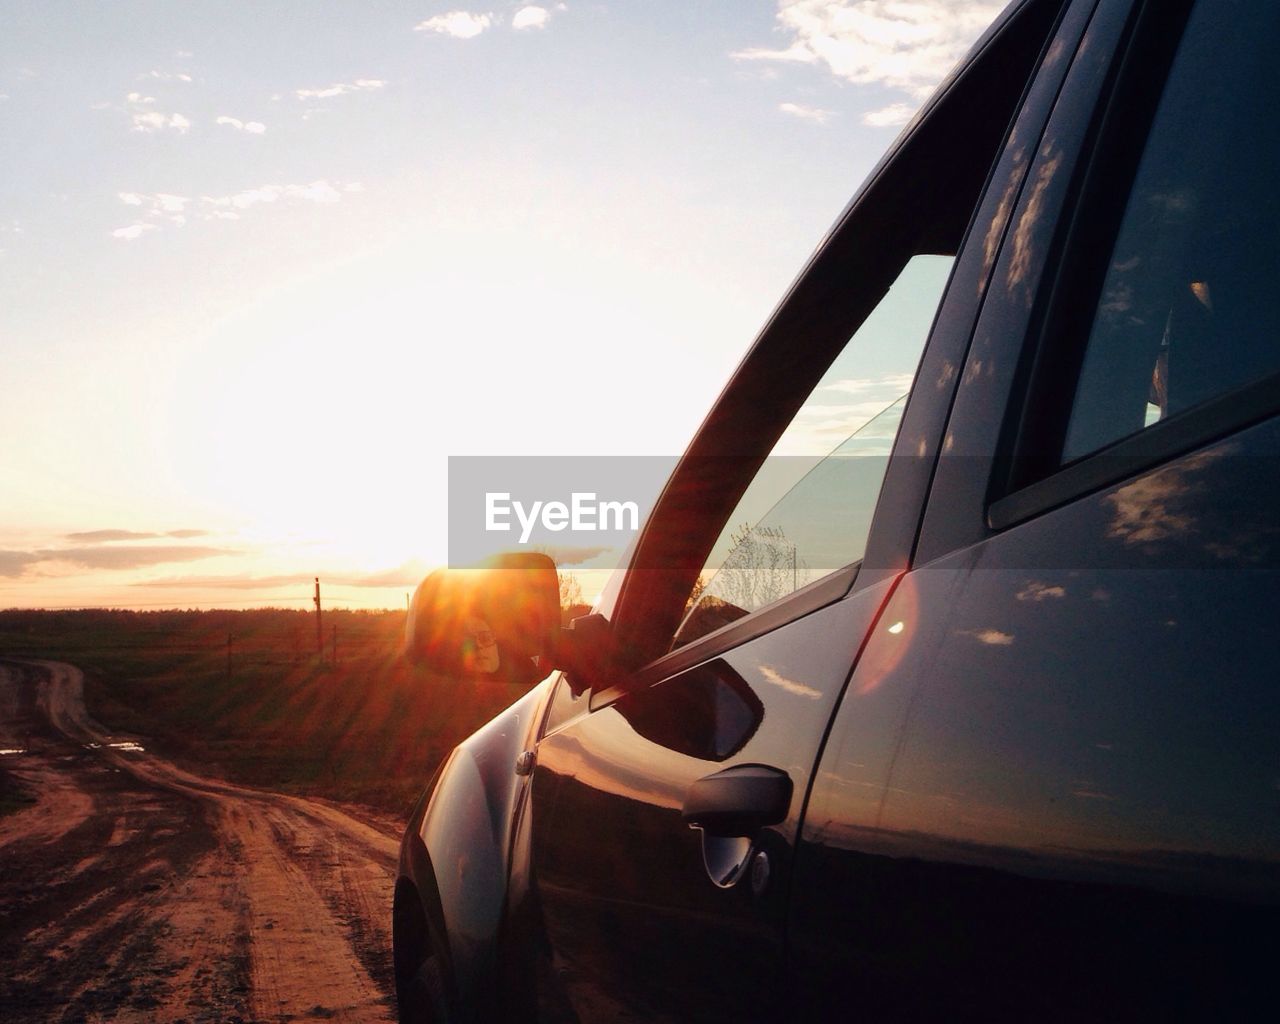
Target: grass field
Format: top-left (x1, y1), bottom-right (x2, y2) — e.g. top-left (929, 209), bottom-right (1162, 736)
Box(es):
top-left (0, 608), bottom-right (538, 816)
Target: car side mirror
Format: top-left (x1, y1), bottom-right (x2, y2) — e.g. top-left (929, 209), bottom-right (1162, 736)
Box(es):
top-left (405, 552), bottom-right (561, 680)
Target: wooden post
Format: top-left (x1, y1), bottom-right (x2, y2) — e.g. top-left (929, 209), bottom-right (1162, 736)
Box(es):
top-left (226, 632), bottom-right (233, 677)
top-left (331, 624), bottom-right (337, 666)
top-left (314, 577), bottom-right (323, 658)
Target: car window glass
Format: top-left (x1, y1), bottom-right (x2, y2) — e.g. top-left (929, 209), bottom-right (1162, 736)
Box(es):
top-left (674, 254), bottom-right (953, 649)
top-left (1062, 0), bottom-right (1280, 464)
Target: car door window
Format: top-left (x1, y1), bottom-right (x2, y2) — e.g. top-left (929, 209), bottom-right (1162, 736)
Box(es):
top-left (1061, 0), bottom-right (1280, 463)
top-left (674, 254), bottom-right (953, 648)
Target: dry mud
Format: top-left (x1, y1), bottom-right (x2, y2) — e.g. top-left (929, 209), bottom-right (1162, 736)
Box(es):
top-left (0, 659), bottom-right (402, 1023)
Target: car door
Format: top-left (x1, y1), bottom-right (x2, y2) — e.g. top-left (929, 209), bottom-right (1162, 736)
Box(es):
top-left (518, 3), bottom-right (1070, 1020)
top-left (791, 0), bottom-right (1280, 1017)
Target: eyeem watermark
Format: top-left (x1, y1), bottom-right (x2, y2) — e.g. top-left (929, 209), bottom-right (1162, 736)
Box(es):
top-left (486, 492), bottom-right (640, 544)
top-left (450, 457), bottom-right (671, 568)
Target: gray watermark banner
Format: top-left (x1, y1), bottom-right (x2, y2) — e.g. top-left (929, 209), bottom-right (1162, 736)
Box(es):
top-left (448, 456), bottom-right (677, 569)
top-left (448, 452), bottom-right (1280, 571)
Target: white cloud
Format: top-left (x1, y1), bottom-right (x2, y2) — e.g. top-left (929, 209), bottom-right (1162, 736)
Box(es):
top-left (414, 11), bottom-right (493, 38)
top-left (1016, 581), bottom-right (1066, 602)
top-left (758, 665), bottom-right (823, 699)
top-left (216, 115), bottom-right (267, 134)
top-left (512, 5), bottom-right (551, 30)
top-left (294, 79), bottom-right (387, 100)
top-left (286, 181), bottom-right (341, 204)
top-left (154, 193), bottom-right (189, 213)
top-left (112, 223), bottom-right (158, 241)
top-left (131, 109), bottom-right (191, 134)
top-left (861, 101), bottom-right (915, 127)
top-left (734, 0), bottom-right (1005, 100)
top-left (121, 90), bottom-right (191, 134)
top-left (140, 69), bottom-right (193, 83)
top-left (779, 101), bottom-right (834, 123)
top-left (111, 180), bottom-right (362, 238)
top-left (820, 373), bottom-right (915, 397)
top-left (963, 627), bottom-right (1014, 646)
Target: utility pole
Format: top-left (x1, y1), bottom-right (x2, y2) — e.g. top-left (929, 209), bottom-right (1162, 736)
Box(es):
top-left (314, 577), bottom-right (323, 659)
top-left (331, 624), bottom-right (337, 666)
top-left (226, 632), bottom-right (233, 677)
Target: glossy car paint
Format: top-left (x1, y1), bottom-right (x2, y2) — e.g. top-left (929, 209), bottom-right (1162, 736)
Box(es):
top-left (396, 677), bottom-right (554, 1016)
top-left (526, 575), bottom-right (899, 1022)
top-left (394, 0), bottom-right (1280, 1018)
top-left (794, 422), bottom-right (1280, 1018)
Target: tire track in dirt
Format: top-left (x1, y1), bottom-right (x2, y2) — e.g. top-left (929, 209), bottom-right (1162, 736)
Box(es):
top-left (0, 660), bottom-right (401, 1023)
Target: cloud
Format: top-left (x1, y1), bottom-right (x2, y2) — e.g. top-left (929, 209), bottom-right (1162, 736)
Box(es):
top-left (216, 115), bottom-right (266, 134)
top-left (733, 0), bottom-right (1005, 100)
top-left (512, 6), bottom-right (551, 30)
top-left (1016, 581), bottom-right (1066, 602)
top-left (132, 573), bottom-right (306, 590)
top-left (139, 69), bottom-right (193, 83)
top-left (111, 181), bottom-right (361, 239)
top-left (779, 101), bottom-right (834, 123)
top-left (962, 627), bottom-right (1014, 646)
top-left (0, 551), bottom-right (38, 577)
top-left (130, 109), bottom-right (191, 134)
top-left (862, 101), bottom-right (916, 127)
top-left (820, 373), bottom-right (915, 397)
top-left (46, 546), bottom-right (233, 571)
top-left (758, 664), bottom-right (823, 699)
top-left (414, 11), bottom-right (493, 38)
top-left (343, 562), bottom-right (431, 588)
top-left (112, 223), bottom-right (158, 241)
top-left (294, 79), bottom-right (386, 100)
top-left (65, 530), bottom-right (159, 543)
top-left (134, 562), bottom-right (429, 590)
top-left (64, 529), bottom-right (211, 543)
top-left (0, 545), bottom-right (235, 577)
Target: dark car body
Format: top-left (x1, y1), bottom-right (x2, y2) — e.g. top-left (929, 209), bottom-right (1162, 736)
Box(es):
top-left (394, 0), bottom-right (1280, 1019)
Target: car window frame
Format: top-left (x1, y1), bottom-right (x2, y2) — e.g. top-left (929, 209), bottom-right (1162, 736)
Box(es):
top-left (988, 0), bottom-right (1280, 531)
top-left (914, 0), bottom-right (1148, 567)
top-left (588, 0), bottom-right (1077, 712)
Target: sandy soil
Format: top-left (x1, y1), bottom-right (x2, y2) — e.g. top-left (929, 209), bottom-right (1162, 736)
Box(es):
top-left (0, 659), bottom-right (402, 1023)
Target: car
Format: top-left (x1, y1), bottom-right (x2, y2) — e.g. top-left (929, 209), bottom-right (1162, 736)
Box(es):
top-left (392, 0), bottom-right (1280, 1019)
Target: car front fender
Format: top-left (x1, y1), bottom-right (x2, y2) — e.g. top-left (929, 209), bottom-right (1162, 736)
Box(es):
top-left (399, 677), bottom-right (553, 1014)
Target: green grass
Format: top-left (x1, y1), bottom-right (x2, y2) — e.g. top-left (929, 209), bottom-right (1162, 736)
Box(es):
top-left (0, 608), bottom-right (533, 816)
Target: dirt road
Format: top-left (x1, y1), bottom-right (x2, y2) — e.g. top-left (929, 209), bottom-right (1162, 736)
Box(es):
top-left (0, 659), bottom-right (402, 1023)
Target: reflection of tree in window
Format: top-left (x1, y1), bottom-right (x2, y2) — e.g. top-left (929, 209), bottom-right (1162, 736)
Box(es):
top-left (680, 523), bottom-right (807, 640)
top-left (675, 396), bottom-right (906, 649)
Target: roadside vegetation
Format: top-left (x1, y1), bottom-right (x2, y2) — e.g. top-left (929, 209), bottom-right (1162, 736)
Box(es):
top-left (0, 608), bottom-right (538, 816)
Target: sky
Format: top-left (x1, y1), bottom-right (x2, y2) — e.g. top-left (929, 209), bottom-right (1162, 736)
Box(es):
top-left (1, 1), bottom-right (1007, 611)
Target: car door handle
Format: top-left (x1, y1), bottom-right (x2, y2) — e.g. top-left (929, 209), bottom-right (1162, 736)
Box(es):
top-left (682, 764), bottom-right (793, 837)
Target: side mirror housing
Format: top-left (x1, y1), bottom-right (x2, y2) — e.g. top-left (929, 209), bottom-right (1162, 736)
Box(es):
top-left (405, 552), bottom-right (561, 679)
